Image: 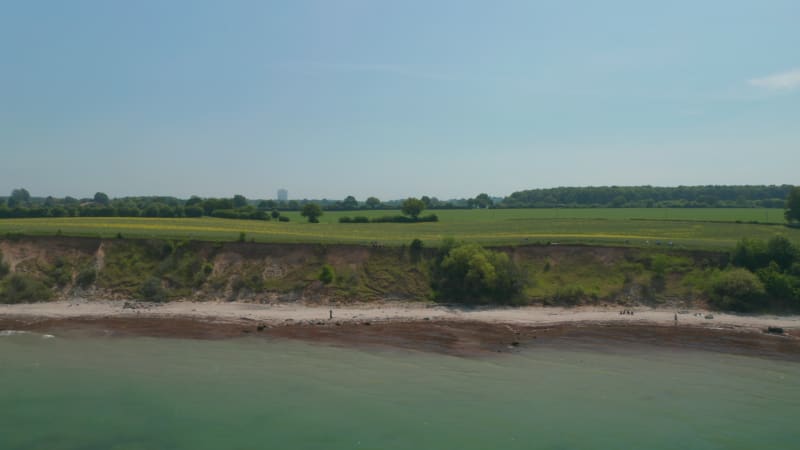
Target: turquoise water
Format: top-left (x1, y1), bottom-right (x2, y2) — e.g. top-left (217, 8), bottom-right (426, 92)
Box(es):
top-left (1, 333), bottom-right (799, 450)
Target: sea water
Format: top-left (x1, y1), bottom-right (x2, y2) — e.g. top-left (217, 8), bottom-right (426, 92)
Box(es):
top-left (1, 332), bottom-right (798, 450)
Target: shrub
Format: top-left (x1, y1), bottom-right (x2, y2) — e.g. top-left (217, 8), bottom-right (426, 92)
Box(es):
top-left (757, 263), bottom-right (799, 301)
top-left (249, 210), bottom-right (269, 221)
top-left (278, 216), bottom-right (290, 222)
top-left (341, 215), bottom-right (372, 223)
top-left (161, 241), bottom-right (175, 257)
top-left (230, 273), bottom-right (264, 294)
top-left (370, 214), bottom-right (438, 223)
top-left (156, 255), bottom-right (178, 275)
top-left (301, 203), bottom-right (323, 223)
top-left (210, 209), bottom-right (243, 219)
top-left (650, 254), bottom-right (669, 277)
top-left (76, 267), bottom-right (97, 288)
top-left (371, 215), bottom-right (414, 223)
top-left (409, 239), bottom-right (424, 262)
top-left (319, 264), bottom-right (335, 284)
top-left (732, 238), bottom-right (770, 271)
top-left (553, 285), bottom-right (585, 305)
top-left (707, 268), bottom-right (765, 311)
top-left (401, 197), bottom-right (425, 219)
top-left (0, 274), bottom-right (52, 304)
top-left (0, 251), bottom-right (9, 279)
top-left (432, 242), bottom-right (524, 303)
top-left (766, 236), bottom-right (797, 271)
top-left (47, 258), bottom-right (73, 287)
top-left (140, 276), bottom-right (167, 302)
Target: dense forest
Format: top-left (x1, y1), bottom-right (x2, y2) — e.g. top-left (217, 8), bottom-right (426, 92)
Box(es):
top-left (501, 185), bottom-right (793, 209)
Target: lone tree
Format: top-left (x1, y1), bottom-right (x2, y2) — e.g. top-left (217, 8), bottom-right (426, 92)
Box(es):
top-left (421, 196), bottom-right (432, 208)
top-left (786, 186), bottom-right (800, 224)
top-left (474, 193), bottom-right (493, 209)
top-left (8, 188), bottom-right (31, 207)
top-left (366, 196), bottom-right (381, 209)
top-left (233, 194), bottom-right (248, 208)
top-left (402, 197), bottom-right (426, 220)
top-left (301, 203), bottom-right (323, 223)
top-left (93, 192), bottom-right (110, 205)
top-left (342, 195), bottom-right (358, 210)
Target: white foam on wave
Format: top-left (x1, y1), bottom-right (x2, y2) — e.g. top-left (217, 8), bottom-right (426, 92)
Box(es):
top-left (0, 330), bottom-right (56, 339)
top-left (0, 330), bottom-right (30, 336)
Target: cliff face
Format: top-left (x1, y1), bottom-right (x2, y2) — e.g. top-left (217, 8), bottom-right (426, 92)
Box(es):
top-left (0, 237), bottom-right (432, 303)
top-left (0, 236), bottom-right (724, 306)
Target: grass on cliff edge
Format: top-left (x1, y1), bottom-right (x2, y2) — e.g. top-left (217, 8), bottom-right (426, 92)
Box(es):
top-left (0, 208), bottom-right (797, 250)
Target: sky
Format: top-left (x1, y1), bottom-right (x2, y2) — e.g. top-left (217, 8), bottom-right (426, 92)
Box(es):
top-left (1, 0), bottom-right (798, 201)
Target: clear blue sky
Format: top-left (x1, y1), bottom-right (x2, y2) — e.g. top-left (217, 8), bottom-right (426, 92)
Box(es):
top-left (1, 0), bottom-right (798, 200)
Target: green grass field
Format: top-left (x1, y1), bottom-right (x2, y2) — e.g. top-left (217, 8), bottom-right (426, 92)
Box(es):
top-left (0, 208), bottom-right (796, 250)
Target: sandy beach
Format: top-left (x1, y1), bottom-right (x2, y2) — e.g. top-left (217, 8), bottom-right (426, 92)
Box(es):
top-left (2, 299), bottom-right (799, 330)
top-left (2, 300), bottom-right (799, 359)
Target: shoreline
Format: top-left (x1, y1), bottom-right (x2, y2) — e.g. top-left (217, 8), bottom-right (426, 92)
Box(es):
top-left (2, 301), bottom-right (799, 360)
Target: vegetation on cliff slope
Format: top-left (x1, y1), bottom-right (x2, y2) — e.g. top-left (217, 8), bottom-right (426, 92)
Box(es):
top-left (0, 236), bottom-right (797, 312)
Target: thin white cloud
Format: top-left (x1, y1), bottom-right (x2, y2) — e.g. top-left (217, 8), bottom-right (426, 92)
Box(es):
top-left (749, 68), bottom-right (800, 90)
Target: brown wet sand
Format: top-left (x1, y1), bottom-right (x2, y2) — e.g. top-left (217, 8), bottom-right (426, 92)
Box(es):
top-left (2, 315), bottom-right (799, 361)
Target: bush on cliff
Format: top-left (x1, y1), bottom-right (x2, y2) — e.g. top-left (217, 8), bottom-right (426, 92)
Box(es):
top-left (706, 268), bottom-right (765, 311)
top-left (0, 251), bottom-right (9, 279)
top-left (0, 273), bottom-right (52, 304)
top-left (319, 264), bottom-right (335, 284)
top-left (431, 241), bottom-right (524, 303)
top-left (140, 276), bottom-right (167, 302)
top-left (729, 237), bottom-right (800, 308)
top-left (76, 266), bottom-right (97, 288)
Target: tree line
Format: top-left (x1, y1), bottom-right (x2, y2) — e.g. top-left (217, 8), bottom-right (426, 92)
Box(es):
top-left (2, 185), bottom-right (798, 223)
top-left (0, 189), bottom-right (489, 220)
top-left (501, 185), bottom-right (793, 209)
top-left (0, 190), bottom-right (293, 221)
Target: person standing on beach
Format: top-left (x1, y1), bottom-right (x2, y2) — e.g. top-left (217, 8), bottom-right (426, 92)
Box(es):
top-left (674, 313), bottom-right (678, 326)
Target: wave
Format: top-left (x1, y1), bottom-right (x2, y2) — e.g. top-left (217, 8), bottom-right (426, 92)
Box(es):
top-left (0, 330), bottom-right (55, 339)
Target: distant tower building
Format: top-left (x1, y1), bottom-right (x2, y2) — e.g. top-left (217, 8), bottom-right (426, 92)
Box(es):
top-left (277, 189), bottom-right (288, 202)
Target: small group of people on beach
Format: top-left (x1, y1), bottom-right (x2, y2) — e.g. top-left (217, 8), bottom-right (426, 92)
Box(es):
top-left (619, 309), bottom-right (635, 315)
